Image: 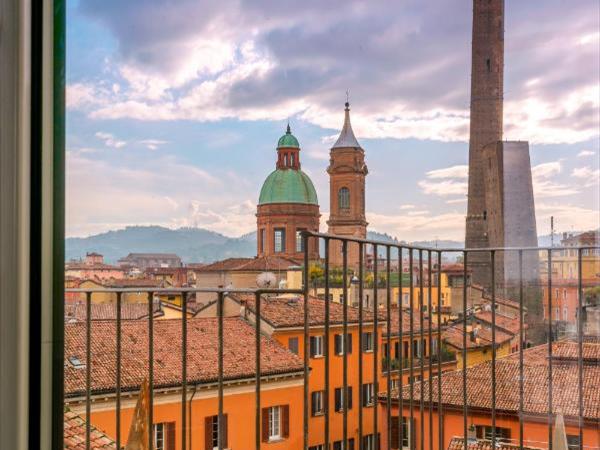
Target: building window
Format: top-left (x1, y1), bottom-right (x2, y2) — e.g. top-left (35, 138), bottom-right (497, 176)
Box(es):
top-left (486, 58), bottom-right (491, 72)
top-left (334, 386), bottom-right (353, 412)
top-left (274, 228), bottom-right (285, 253)
top-left (310, 335), bottom-right (324, 357)
top-left (269, 406), bottom-right (281, 439)
top-left (153, 423), bottom-right (165, 450)
top-left (310, 446), bottom-right (326, 450)
top-left (362, 434), bottom-right (379, 450)
top-left (259, 228), bottom-right (265, 253)
top-left (563, 307), bottom-right (568, 321)
top-left (296, 229), bottom-right (305, 253)
top-left (262, 406), bottom-right (288, 442)
top-left (391, 417), bottom-right (412, 449)
top-left (362, 383), bottom-right (375, 407)
top-left (205, 415), bottom-right (228, 450)
top-left (334, 333), bottom-right (353, 355)
top-left (361, 332), bottom-right (374, 352)
top-left (476, 425), bottom-right (511, 442)
top-left (391, 378), bottom-right (400, 390)
top-left (338, 187), bottom-right (350, 210)
top-left (288, 337), bottom-right (299, 355)
top-left (311, 391), bottom-right (325, 416)
top-left (333, 439), bottom-right (355, 450)
top-left (567, 435), bottom-right (581, 450)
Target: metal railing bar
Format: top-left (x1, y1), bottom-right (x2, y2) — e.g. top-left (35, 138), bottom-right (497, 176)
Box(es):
top-left (427, 251), bottom-right (433, 450)
top-left (254, 291), bottom-right (261, 450)
top-left (147, 291), bottom-right (154, 450)
top-left (86, 292), bottom-right (92, 450)
top-left (518, 250), bottom-right (524, 450)
top-left (303, 242), bottom-right (310, 450)
top-left (342, 240), bottom-right (349, 447)
top-left (116, 291), bottom-right (122, 450)
top-left (491, 251), bottom-right (497, 449)
top-left (409, 249), bottom-right (415, 450)
top-left (217, 291), bottom-right (224, 450)
top-left (67, 287), bottom-right (305, 294)
top-left (358, 242), bottom-right (364, 448)
top-left (399, 248), bottom-right (404, 450)
top-left (386, 246), bottom-right (392, 450)
top-left (547, 250), bottom-right (553, 450)
top-left (419, 251), bottom-right (424, 450)
top-left (181, 291), bottom-right (187, 450)
top-left (302, 231), bottom-right (598, 252)
top-left (462, 252), bottom-right (468, 450)
top-left (436, 251), bottom-right (443, 450)
top-left (373, 244), bottom-right (379, 450)
top-left (577, 249), bottom-right (583, 450)
top-left (324, 238), bottom-right (331, 449)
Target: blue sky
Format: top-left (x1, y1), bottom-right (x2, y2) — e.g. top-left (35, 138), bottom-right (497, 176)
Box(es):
top-left (66, 0), bottom-right (599, 241)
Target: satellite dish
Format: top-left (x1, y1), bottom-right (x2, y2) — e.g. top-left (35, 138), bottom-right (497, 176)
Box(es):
top-left (256, 272), bottom-right (277, 288)
top-left (278, 279), bottom-right (287, 289)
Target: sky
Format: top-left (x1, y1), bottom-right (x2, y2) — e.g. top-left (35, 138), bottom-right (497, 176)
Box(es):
top-left (66, 0), bottom-right (600, 241)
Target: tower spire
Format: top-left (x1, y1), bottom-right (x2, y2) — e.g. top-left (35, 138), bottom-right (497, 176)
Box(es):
top-left (332, 100), bottom-right (361, 149)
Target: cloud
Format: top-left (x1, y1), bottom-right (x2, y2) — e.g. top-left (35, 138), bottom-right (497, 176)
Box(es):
top-left (571, 166), bottom-right (600, 187)
top-left (139, 139), bottom-right (168, 150)
top-left (531, 161), bottom-right (580, 198)
top-left (95, 132), bottom-right (126, 148)
top-left (367, 210), bottom-right (466, 241)
top-left (536, 202), bottom-right (600, 235)
top-left (577, 150), bottom-right (595, 157)
top-left (418, 164), bottom-right (468, 197)
top-left (69, 0), bottom-right (599, 145)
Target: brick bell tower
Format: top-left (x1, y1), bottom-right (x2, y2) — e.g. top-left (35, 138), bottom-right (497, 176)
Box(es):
top-left (465, 0), bottom-right (504, 288)
top-left (327, 102), bottom-right (368, 269)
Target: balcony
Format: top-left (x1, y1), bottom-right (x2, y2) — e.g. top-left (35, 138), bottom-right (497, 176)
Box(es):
top-left (60, 232), bottom-right (599, 450)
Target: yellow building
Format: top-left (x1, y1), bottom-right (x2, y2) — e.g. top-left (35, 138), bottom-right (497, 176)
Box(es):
top-left (443, 322), bottom-right (514, 368)
top-left (549, 231), bottom-right (600, 281)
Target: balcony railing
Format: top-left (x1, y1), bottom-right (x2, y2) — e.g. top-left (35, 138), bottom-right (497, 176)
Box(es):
top-left (63, 231), bottom-right (600, 450)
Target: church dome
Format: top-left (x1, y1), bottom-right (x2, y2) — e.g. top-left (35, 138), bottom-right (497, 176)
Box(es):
top-left (258, 169), bottom-right (318, 205)
top-left (277, 124), bottom-right (300, 148)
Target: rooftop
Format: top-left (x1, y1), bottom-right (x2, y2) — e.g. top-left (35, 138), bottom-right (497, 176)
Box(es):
top-left (380, 340), bottom-right (600, 421)
top-left (64, 301), bottom-right (162, 322)
top-left (258, 168), bottom-right (319, 206)
top-left (197, 255), bottom-right (301, 272)
top-left (64, 317), bottom-right (303, 398)
top-left (447, 438), bottom-right (542, 450)
top-left (442, 322), bottom-right (514, 351)
top-left (331, 102), bottom-right (362, 149)
top-left (64, 409), bottom-right (115, 449)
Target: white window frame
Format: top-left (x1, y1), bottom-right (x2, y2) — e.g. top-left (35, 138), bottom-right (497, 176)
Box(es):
top-left (401, 417), bottom-right (411, 449)
top-left (274, 228), bottom-right (285, 253)
top-left (153, 423), bottom-right (166, 450)
top-left (363, 383), bottom-right (374, 406)
top-left (364, 434), bottom-right (375, 450)
top-left (312, 391), bottom-right (324, 416)
top-left (362, 332), bottom-right (373, 352)
top-left (311, 335), bottom-right (324, 357)
top-left (269, 406), bottom-right (281, 440)
top-left (211, 415), bottom-right (219, 450)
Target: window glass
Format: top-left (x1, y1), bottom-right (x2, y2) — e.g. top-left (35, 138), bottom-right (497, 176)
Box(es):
top-left (269, 406), bottom-right (281, 439)
top-left (274, 228), bottom-right (285, 253)
top-left (338, 187), bottom-right (350, 210)
top-left (153, 423), bottom-right (165, 450)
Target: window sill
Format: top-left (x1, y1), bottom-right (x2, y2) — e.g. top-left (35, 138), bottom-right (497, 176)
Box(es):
top-left (362, 403), bottom-right (374, 408)
top-left (311, 412), bottom-right (325, 417)
top-left (268, 437), bottom-right (285, 444)
top-left (363, 349), bottom-right (373, 353)
top-left (311, 355), bottom-right (324, 359)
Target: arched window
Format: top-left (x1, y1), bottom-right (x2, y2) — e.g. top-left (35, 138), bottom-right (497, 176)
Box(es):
top-left (338, 187), bottom-right (350, 211)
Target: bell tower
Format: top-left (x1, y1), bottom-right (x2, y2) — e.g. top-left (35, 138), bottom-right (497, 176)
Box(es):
top-left (327, 102), bottom-right (368, 268)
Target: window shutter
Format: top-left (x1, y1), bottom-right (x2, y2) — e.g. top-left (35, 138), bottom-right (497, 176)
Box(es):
top-left (166, 422), bottom-right (175, 450)
top-left (335, 335), bottom-right (341, 354)
top-left (311, 392), bottom-right (316, 416)
top-left (205, 416), bottom-right (213, 450)
top-left (282, 405), bottom-right (289, 438)
top-left (347, 386), bottom-right (353, 410)
top-left (361, 384), bottom-right (367, 407)
top-left (310, 336), bottom-right (316, 357)
top-left (349, 438), bottom-right (355, 450)
top-left (261, 408), bottom-right (269, 442)
top-left (391, 417), bottom-right (400, 449)
top-left (222, 414), bottom-right (228, 448)
top-left (335, 388), bottom-right (341, 411)
top-left (347, 334), bottom-right (353, 354)
top-left (410, 418), bottom-right (415, 450)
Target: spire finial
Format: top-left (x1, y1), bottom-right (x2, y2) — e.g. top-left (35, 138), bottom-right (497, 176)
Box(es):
top-left (286, 121), bottom-right (291, 134)
top-left (345, 89), bottom-right (350, 109)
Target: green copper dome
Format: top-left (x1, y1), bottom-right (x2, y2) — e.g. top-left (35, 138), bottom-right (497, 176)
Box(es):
top-left (277, 124), bottom-right (300, 148)
top-left (258, 169), bottom-right (319, 205)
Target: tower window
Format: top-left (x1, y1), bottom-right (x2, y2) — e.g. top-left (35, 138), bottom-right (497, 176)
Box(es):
top-left (291, 153), bottom-right (295, 167)
top-left (486, 58), bottom-right (491, 72)
top-left (296, 229), bottom-right (305, 253)
top-left (338, 187), bottom-right (350, 211)
top-left (259, 228), bottom-right (265, 253)
top-left (274, 228), bottom-right (286, 253)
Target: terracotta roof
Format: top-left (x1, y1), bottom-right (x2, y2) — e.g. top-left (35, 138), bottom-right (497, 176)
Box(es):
top-left (447, 438), bottom-right (542, 450)
top-left (120, 253), bottom-right (181, 259)
top-left (65, 301), bottom-right (162, 321)
top-left (65, 263), bottom-right (122, 271)
top-left (64, 409), bottom-right (115, 449)
top-left (64, 317), bottom-right (303, 397)
top-left (505, 340), bottom-right (600, 364)
top-left (197, 256), bottom-right (301, 272)
top-left (381, 341), bottom-right (600, 421)
top-left (384, 308), bottom-right (439, 336)
top-left (235, 294), bottom-right (377, 328)
top-left (103, 278), bottom-right (166, 288)
top-left (443, 323), bottom-right (514, 351)
top-left (474, 311), bottom-right (524, 335)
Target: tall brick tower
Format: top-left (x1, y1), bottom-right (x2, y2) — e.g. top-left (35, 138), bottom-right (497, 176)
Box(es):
top-left (466, 0), bottom-right (538, 289)
top-left (327, 102), bottom-right (368, 269)
top-left (465, 0), bottom-right (505, 288)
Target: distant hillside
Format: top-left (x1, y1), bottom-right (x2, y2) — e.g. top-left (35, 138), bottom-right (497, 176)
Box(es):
top-left (66, 226), bottom-right (580, 264)
top-left (66, 226), bottom-right (256, 263)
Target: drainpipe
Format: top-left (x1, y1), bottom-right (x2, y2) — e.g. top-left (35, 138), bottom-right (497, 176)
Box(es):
top-left (188, 385), bottom-right (198, 448)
